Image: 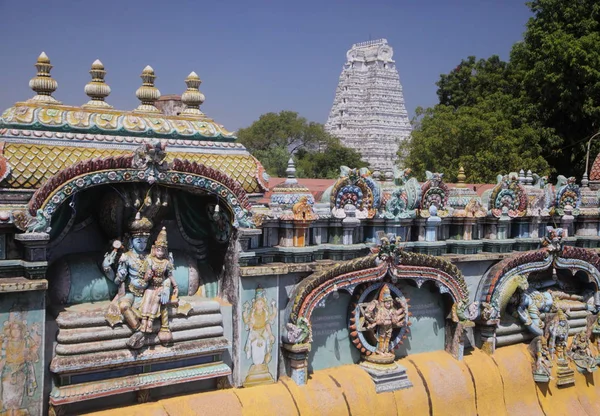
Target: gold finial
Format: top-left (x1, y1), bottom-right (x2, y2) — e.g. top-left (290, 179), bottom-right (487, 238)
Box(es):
top-left (134, 65), bottom-right (161, 113)
top-left (181, 71), bottom-right (205, 116)
top-left (28, 52), bottom-right (60, 103)
top-left (456, 166), bottom-right (466, 188)
top-left (83, 59), bottom-right (112, 108)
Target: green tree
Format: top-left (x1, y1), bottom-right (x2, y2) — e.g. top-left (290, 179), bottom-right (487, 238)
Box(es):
top-left (404, 0), bottom-right (600, 180)
top-left (403, 55), bottom-right (551, 182)
top-left (295, 141), bottom-right (368, 179)
top-left (237, 111), bottom-right (367, 178)
top-left (511, 0), bottom-right (600, 177)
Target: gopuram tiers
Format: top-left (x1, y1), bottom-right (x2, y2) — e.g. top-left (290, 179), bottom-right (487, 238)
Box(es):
top-left (325, 39), bottom-right (412, 174)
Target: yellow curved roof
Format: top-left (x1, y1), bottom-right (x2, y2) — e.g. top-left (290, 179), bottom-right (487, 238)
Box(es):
top-left (2, 143), bottom-right (266, 193)
top-left (83, 344), bottom-right (600, 416)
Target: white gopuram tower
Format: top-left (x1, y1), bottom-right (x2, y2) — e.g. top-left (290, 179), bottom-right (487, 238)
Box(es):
top-left (325, 39), bottom-right (412, 174)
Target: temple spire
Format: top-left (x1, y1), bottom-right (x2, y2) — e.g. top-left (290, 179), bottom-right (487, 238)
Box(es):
top-left (28, 52), bottom-right (60, 103)
top-left (83, 59), bottom-right (112, 108)
top-left (134, 65), bottom-right (161, 113)
top-left (456, 166), bottom-right (466, 188)
top-left (181, 71), bottom-right (205, 116)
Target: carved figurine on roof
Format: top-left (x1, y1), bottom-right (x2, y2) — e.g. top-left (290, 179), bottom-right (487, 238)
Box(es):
top-left (326, 166), bottom-right (381, 219)
top-left (524, 172), bottom-right (553, 216)
top-left (553, 175), bottom-right (581, 216)
top-left (419, 171), bottom-right (450, 218)
top-left (484, 173), bottom-right (528, 218)
top-left (380, 167), bottom-right (421, 220)
top-left (448, 166), bottom-right (486, 218)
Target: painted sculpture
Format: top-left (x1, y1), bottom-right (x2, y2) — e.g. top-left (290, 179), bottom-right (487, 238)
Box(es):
top-left (420, 171), bottom-right (450, 217)
top-left (360, 284), bottom-right (407, 357)
top-left (242, 287), bottom-right (277, 386)
top-left (0, 308), bottom-right (42, 415)
top-left (529, 336), bottom-right (553, 383)
top-left (104, 214), bottom-right (153, 347)
top-left (509, 274), bottom-right (594, 336)
top-left (568, 332), bottom-right (598, 374)
top-left (138, 227), bottom-right (178, 344)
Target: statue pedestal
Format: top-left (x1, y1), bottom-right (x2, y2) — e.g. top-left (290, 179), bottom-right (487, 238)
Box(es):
top-left (556, 359), bottom-right (575, 387)
top-left (360, 359), bottom-right (412, 393)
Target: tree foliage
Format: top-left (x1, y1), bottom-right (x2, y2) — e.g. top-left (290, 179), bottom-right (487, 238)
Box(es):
top-left (404, 0), bottom-right (600, 182)
top-left (404, 56), bottom-right (551, 183)
top-left (237, 111), bottom-right (367, 178)
top-left (511, 0), bottom-right (600, 176)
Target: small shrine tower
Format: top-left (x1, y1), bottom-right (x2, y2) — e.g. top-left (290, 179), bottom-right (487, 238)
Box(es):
top-left (325, 39), bottom-right (412, 174)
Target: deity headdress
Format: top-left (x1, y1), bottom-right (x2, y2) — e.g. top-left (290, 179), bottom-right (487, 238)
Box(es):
top-left (129, 212), bottom-right (153, 237)
top-left (154, 227), bottom-right (168, 248)
top-left (378, 284), bottom-right (393, 302)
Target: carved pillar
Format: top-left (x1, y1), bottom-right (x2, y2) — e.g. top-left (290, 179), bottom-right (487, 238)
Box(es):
top-left (342, 205), bottom-right (360, 245)
top-left (282, 343), bottom-right (311, 385)
top-left (479, 324), bottom-right (498, 354)
top-left (463, 218), bottom-right (475, 241)
top-left (278, 221), bottom-right (294, 247)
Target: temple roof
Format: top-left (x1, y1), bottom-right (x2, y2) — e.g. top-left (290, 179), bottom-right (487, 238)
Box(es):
top-left (0, 102), bottom-right (236, 141)
top-left (0, 53), bottom-right (269, 195)
top-left (0, 54), bottom-right (235, 141)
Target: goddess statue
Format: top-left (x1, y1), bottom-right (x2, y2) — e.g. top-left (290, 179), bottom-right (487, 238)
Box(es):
top-left (138, 227), bottom-right (179, 345)
top-left (568, 332), bottom-right (598, 373)
top-left (361, 284), bottom-right (406, 356)
top-left (242, 287), bottom-right (277, 386)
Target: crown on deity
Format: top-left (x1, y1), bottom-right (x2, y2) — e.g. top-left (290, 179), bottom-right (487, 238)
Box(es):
top-left (129, 212), bottom-right (153, 236)
top-left (154, 227), bottom-right (168, 248)
top-left (378, 284), bottom-right (393, 302)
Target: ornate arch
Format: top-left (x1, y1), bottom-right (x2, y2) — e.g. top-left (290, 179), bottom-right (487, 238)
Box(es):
top-left (28, 141), bottom-right (254, 229)
top-left (284, 240), bottom-right (471, 346)
top-left (476, 244), bottom-right (600, 323)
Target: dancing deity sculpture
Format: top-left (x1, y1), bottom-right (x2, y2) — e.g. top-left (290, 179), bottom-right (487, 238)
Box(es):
top-left (361, 284), bottom-right (406, 357)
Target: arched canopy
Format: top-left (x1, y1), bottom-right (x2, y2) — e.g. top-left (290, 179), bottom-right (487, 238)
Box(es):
top-left (476, 245), bottom-right (600, 322)
top-left (285, 247), bottom-right (470, 345)
top-left (28, 141), bottom-right (255, 228)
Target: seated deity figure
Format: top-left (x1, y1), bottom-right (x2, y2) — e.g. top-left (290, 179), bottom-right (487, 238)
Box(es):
top-left (139, 227), bottom-right (179, 345)
top-left (361, 284), bottom-right (406, 356)
top-left (569, 332), bottom-right (598, 373)
top-left (103, 213), bottom-right (153, 341)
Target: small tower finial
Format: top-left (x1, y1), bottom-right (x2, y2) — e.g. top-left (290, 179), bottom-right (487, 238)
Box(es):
top-left (134, 65), bottom-right (161, 113)
top-left (83, 59), bottom-right (112, 108)
top-left (181, 71), bottom-right (205, 116)
top-left (456, 166), bottom-right (466, 188)
top-left (28, 52), bottom-right (60, 103)
top-left (284, 157), bottom-right (298, 185)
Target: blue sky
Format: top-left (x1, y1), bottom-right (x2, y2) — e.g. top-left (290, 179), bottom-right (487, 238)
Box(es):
top-left (0, 0), bottom-right (532, 131)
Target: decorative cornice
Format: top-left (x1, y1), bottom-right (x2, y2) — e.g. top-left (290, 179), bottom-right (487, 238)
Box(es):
top-left (0, 103), bottom-right (236, 141)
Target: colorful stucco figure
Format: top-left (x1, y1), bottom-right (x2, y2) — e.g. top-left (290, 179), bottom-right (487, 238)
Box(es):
top-left (0, 309), bottom-right (41, 415)
top-left (360, 284), bottom-right (407, 356)
top-left (138, 227), bottom-right (178, 344)
top-left (103, 213), bottom-right (153, 337)
top-left (242, 287), bottom-right (277, 386)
